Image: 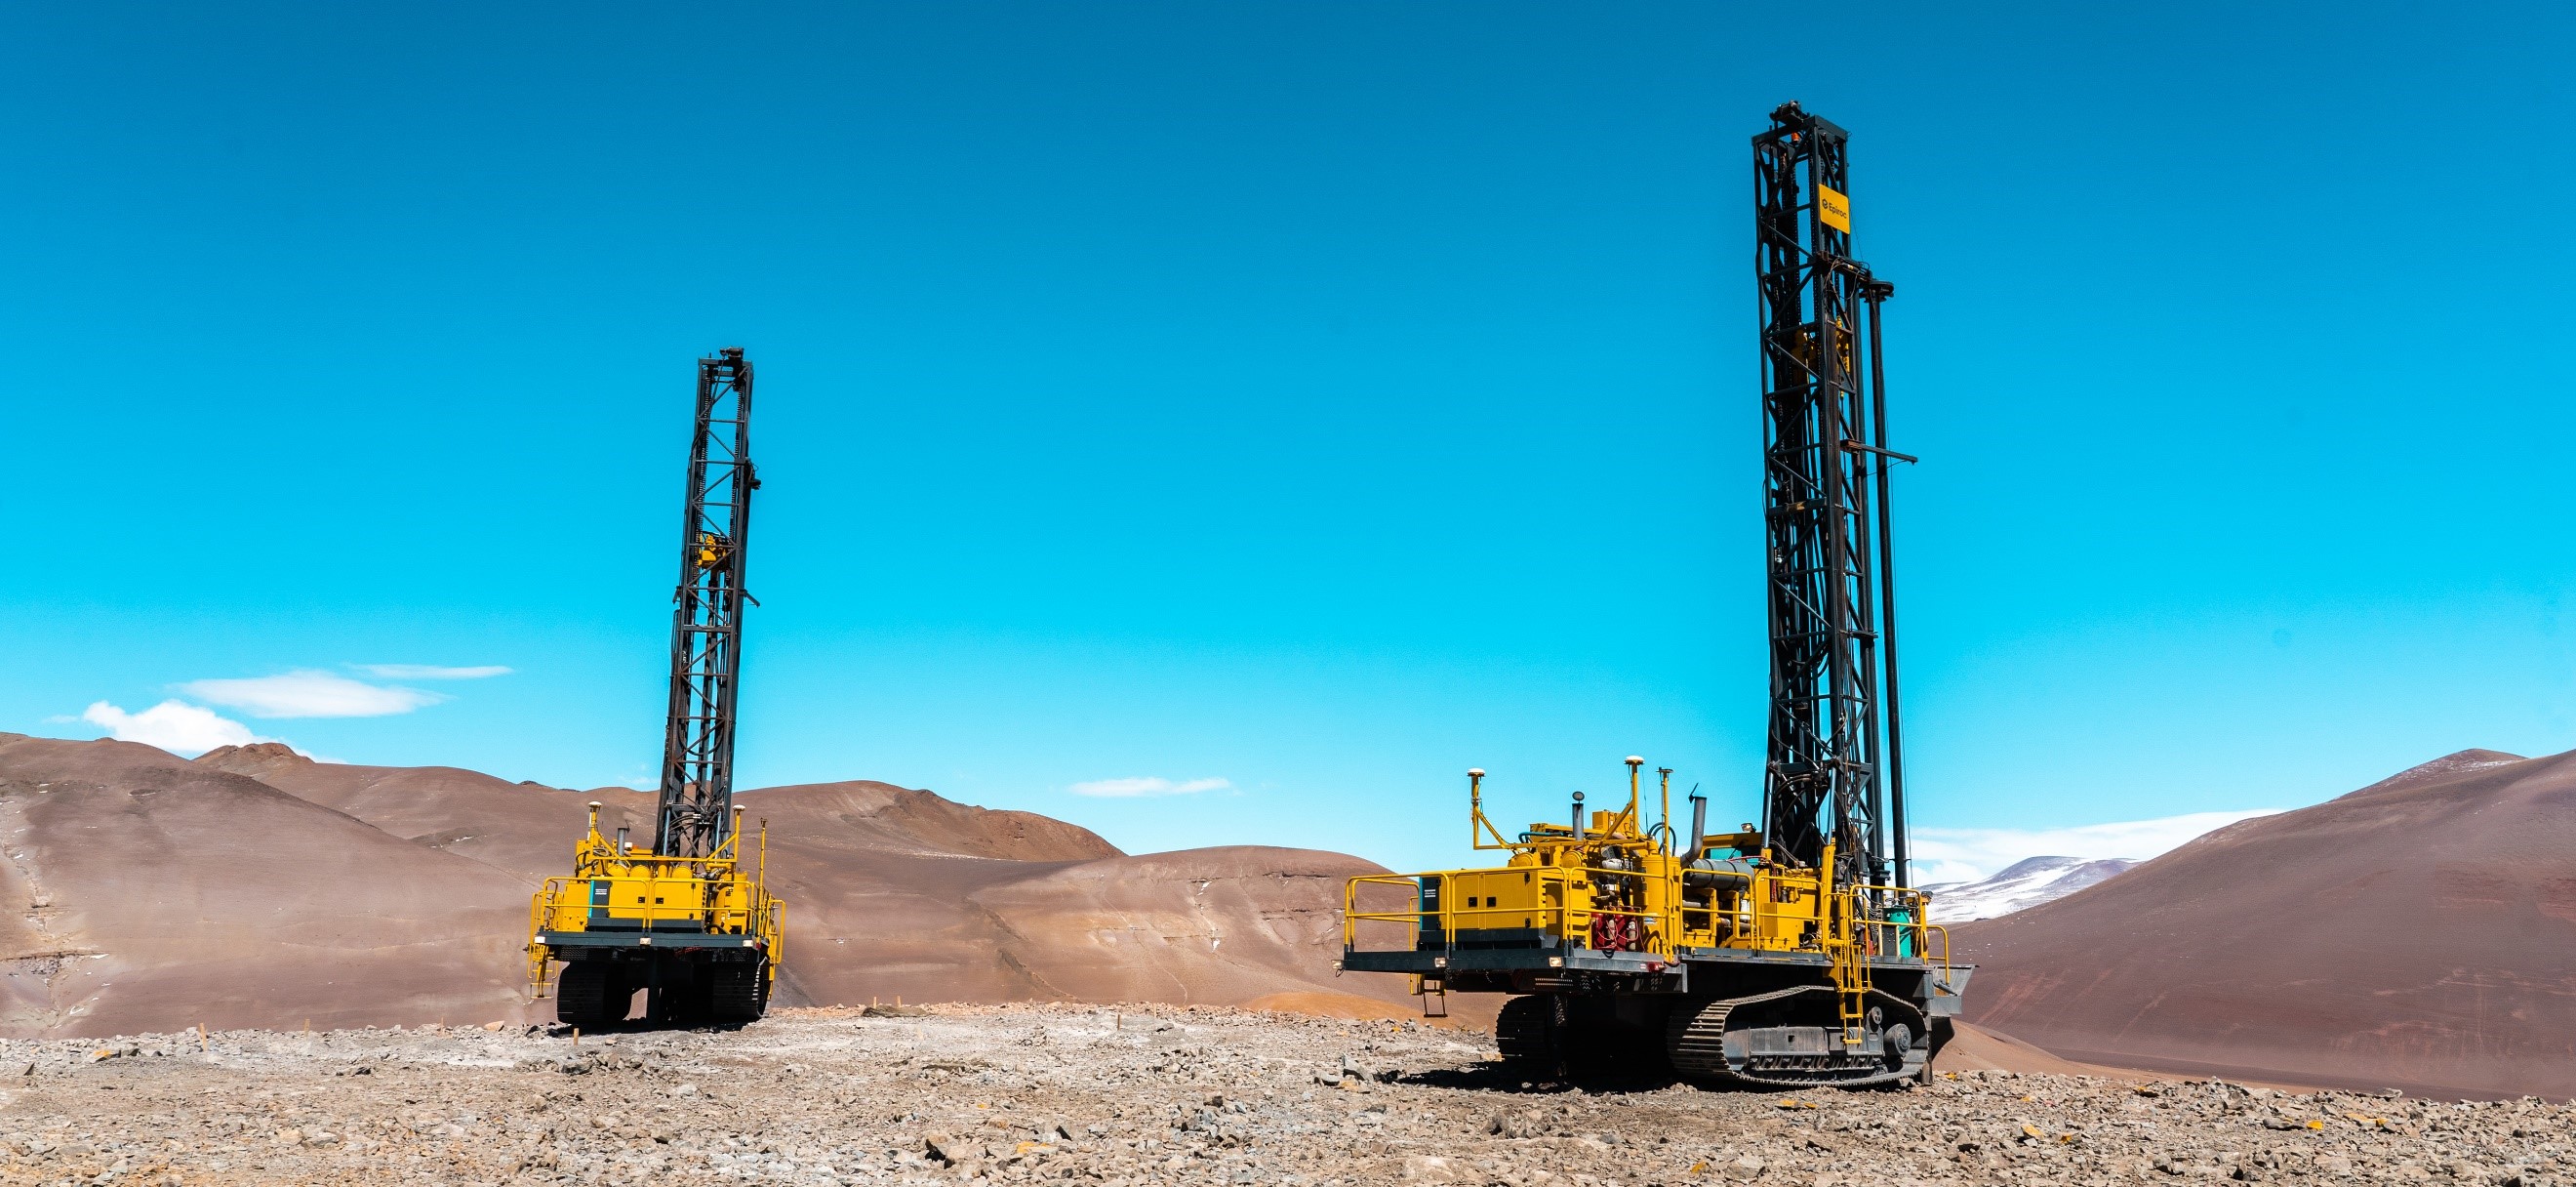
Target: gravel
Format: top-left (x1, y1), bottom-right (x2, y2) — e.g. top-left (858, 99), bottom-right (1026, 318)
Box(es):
top-left (0, 1003), bottom-right (2563, 1186)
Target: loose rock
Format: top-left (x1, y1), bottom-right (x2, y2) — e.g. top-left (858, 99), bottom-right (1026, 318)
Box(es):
top-left (0, 1003), bottom-right (2555, 1187)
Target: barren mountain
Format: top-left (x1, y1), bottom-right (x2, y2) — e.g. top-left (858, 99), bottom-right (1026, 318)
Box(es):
top-left (193, 747), bottom-right (1391, 1014)
top-left (0, 737), bottom-right (1432, 1037)
top-left (965, 847), bottom-right (1413, 1002)
top-left (195, 743), bottom-right (649, 880)
top-left (0, 734), bottom-right (532, 1036)
top-left (193, 745), bottom-right (1119, 879)
top-left (1957, 747), bottom-right (2576, 1098)
top-left (741, 779), bottom-right (1120, 864)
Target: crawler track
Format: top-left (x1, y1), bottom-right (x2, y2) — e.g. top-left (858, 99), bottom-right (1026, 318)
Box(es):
top-left (1665, 986), bottom-right (1926, 1089)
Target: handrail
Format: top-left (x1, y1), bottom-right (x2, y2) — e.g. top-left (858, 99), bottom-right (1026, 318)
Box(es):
top-left (1344, 875), bottom-right (1422, 950)
top-left (1345, 866), bottom-right (1678, 957)
top-left (1919, 922), bottom-right (1952, 976)
top-left (1344, 864), bottom-right (1953, 973)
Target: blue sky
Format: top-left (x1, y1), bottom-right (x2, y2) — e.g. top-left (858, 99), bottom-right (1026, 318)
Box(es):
top-left (7, 3), bottom-right (2571, 880)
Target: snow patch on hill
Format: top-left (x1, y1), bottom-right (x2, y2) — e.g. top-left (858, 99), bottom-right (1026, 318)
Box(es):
top-left (1921, 856), bottom-right (2137, 922)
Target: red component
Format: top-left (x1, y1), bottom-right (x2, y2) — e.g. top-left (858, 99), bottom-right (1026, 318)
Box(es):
top-left (1590, 915), bottom-right (1641, 953)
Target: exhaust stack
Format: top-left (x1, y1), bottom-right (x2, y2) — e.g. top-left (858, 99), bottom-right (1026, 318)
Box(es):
top-left (1681, 794), bottom-right (1710, 864)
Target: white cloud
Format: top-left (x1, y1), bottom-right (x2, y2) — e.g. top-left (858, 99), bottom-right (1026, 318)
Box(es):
top-left (1912, 808), bottom-right (2283, 884)
top-left (352, 664), bottom-right (513, 680)
top-left (1067, 776), bottom-right (1233, 798)
top-left (175, 670), bottom-right (447, 718)
top-left (82, 700), bottom-right (267, 757)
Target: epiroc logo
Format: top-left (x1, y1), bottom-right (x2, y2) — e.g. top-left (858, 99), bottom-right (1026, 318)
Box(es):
top-left (1818, 184), bottom-right (1851, 232)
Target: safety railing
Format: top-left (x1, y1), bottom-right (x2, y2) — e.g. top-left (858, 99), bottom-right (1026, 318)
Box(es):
top-left (1343, 874), bottom-right (1432, 952)
top-left (1918, 922), bottom-right (1952, 974)
top-left (1844, 882), bottom-right (1951, 976)
top-left (1343, 867), bottom-right (1677, 958)
top-left (1346, 869), bottom-right (1952, 975)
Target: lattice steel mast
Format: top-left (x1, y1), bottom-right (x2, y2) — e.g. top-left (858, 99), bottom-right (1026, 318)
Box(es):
top-left (1333, 104), bottom-right (1963, 1085)
top-left (1752, 102), bottom-right (1912, 889)
top-left (655, 348), bottom-right (758, 858)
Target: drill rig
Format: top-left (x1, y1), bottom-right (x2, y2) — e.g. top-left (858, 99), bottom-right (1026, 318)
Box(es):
top-left (1340, 104), bottom-right (1968, 1086)
top-left (527, 347), bottom-right (783, 1027)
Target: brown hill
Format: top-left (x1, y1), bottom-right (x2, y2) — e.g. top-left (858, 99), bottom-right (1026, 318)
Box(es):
top-left (204, 752), bottom-right (1424, 1017)
top-left (762, 840), bottom-right (1438, 1014)
top-left (0, 738), bottom-right (1429, 1035)
top-left (196, 743), bottom-right (654, 880)
top-left (0, 734), bottom-right (533, 1036)
top-left (192, 745), bottom-right (1121, 876)
top-left (1956, 747), bottom-right (2576, 1098)
top-left (740, 779), bottom-right (1122, 863)
top-left (960, 847), bottom-right (1415, 1003)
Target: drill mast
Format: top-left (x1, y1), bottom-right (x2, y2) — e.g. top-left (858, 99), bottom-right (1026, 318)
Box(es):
top-left (1337, 103), bottom-right (1966, 1085)
top-left (1752, 102), bottom-right (1910, 889)
top-left (654, 347), bottom-right (758, 859)
top-left (529, 346), bottom-right (781, 1027)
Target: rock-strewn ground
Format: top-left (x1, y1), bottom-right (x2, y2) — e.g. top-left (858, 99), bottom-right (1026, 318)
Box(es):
top-left (0, 1003), bottom-right (2563, 1187)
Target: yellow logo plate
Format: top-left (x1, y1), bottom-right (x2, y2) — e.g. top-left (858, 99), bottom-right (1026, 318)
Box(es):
top-left (1818, 184), bottom-right (1851, 232)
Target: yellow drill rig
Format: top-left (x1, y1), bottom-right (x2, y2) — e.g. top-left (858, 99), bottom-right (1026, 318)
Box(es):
top-left (1346, 760), bottom-right (1956, 1085)
top-left (527, 348), bottom-right (783, 1026)
top-left (1339, 104), bottom-right (1969, 1086)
